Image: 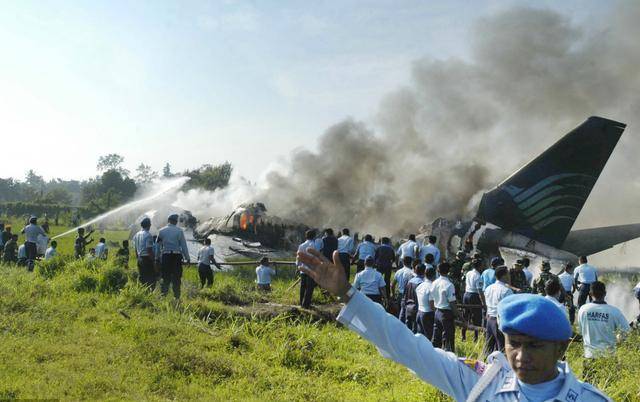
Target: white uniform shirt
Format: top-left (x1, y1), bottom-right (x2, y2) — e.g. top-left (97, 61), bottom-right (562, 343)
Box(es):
top-left (296, 239), bottom-right (317, 269)
top-left (465, 269), bottom-right (483, 294)
top-left (337, 235), bottom-right (355, 254)
top-left (558, 272), bottom-right (574, 293)
top-left (256, 265), bottom-right (276, 285)
top-left (578, 302), bottom-right (631, 358)
top-left (18, 244), bottom-right (26, 259)
top-left (95, 242), bottom-right (108, 259)
top-left (523, 268), bottom-right (533, 286)
top-left (44, 247), bottom-right (57, 260)
top-left (394, 267), bottom-right (414, 294)
top-left (197, 245), bottom-right (215, 266)
top-left (419, 243), bottom-right (441, 264)
top-left (22, 224), bottom-right (45, 243)
top-left (429, 276), bottom-right (456, 310)
top-left (353, 267), bottom-right (385, 295)
top-left (484, 281), bottom-right (513, 318)
top-left (574, 264), bottom-right (598, 284)
top-left (337, 291), bottom-right (610, 402)
top-left (133, 229), bottom-right (154, 257)
top-left (398, 240), bottom-right (418, 260)
top-left (416, 279), bottom-right (434, 313)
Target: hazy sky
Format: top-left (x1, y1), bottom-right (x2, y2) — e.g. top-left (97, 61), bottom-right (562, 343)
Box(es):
top-left (0, 0), bottom-right (611, 181)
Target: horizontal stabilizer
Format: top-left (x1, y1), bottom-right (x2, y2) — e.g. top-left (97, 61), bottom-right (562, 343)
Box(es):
top-left (561, 223), bottom-right (640, 256)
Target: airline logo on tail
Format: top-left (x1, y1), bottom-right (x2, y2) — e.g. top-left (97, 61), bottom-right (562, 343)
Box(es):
top-left (502, 173), bottom-right (596, 231)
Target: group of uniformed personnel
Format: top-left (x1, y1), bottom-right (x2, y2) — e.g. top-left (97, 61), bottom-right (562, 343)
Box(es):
top-left (296, 242), bottom-right (621, 401)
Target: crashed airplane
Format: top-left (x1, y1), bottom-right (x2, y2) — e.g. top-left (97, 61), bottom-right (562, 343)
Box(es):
top-left (428, 116), bottom-right (639, 264)
top-left (194, 203), bottom-right (309, 259)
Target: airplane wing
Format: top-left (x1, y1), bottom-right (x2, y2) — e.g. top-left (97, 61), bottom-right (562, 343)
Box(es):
top-left (475, 116), bottom-right (626, 248)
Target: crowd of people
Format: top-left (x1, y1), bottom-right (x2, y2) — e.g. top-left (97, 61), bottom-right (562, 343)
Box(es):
top-left (295, 228), bottom-right (638, 397)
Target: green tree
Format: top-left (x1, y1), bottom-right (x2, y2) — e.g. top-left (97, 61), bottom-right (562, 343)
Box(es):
top-left (183, 162), bottom-right (233, 191)
top-left (162, 163), bottom-right (173, 178)
top-left (97, 154), bottom-right (129, 176)
top-left (82, 169), bottom-right (137, 212)
top-left (135, 164), bottom-right (158, 184)
top-left (42, 188), bottom-right (73, 204)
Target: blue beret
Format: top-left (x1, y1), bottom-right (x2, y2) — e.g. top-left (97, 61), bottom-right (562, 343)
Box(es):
top-left (498, 294), bottom-right (572, 341)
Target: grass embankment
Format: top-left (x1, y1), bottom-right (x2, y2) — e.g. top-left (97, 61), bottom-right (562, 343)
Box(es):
top-left (0, 220), bottom-right (638, 400)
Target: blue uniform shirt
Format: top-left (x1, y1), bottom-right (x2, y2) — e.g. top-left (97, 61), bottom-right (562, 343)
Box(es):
top-left (355, 241), bottom-right (377, 261)
top-left (481, 268), bottom-right (496, 291)
top-left (157, 223), bottom-right (189, 260)
top-left (133, 229), bottom-right (154, 257)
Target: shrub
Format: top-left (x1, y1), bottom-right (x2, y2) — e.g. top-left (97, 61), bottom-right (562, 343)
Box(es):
top-left (72, 273), bottom-right (99, 292)
top-left (98, 267), bottom-right (128, 293)
top-left (36, 256), bottom-right (70, 279)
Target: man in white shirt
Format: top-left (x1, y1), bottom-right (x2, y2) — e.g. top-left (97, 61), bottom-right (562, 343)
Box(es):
top-left (21, 216), bottom-right (46, 271)
top-left (397, 234), bottom-right (418, 267)
top-left (256, 257), bottom-right (276, 291)
top-left (197, 238), bottom-right (221, 288)
top-left (574, 255), bottom-right (598, 309)
top-left (521, 257), bottom-right (533, 287)
top-left (484, 266), bottom-right (513, 354)
top-left (415, 266), bottom-right (437, 340)
top-left (462, 258), bottom-right (485, 342)
top-left (392, 256), bottom-right (415, 323)
top-left (558, 262), bottom-right (576, 323)
top-left (133, 217), bottom-right (157, 289)
top-left (578, 281), bottom-right (631, 360)
top-left (157, 214), bottom-right (191, 299)
top-left (352, 256), bottom-right (386, 305)
top-left (403, 263), bottom-right (425, 332)
top-left (297, 230), bottom-right (318, 308)
top-left (429, 262), bottom-right (458, 352)
top-left (44, 240), bottom-right (58, 260)
top-left (419, 235), bottom-right (441, 265)
top-left (95, 238), bottom-right (108, 260)
top-left (336, 228), bottom-right (354, 280)
top-left (352, 234), bottom-right (377, 273)
top-left (17, 243), bottom-right (27, 266)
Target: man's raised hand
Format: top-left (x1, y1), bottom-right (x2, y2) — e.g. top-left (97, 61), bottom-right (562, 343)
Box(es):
top-left (297, 249), bottom-right (351, 298)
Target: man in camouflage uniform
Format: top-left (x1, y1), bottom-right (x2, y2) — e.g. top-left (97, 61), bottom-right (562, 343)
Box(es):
top-left (509, 261), bottom-right (531, 293)
top-left (533, 261), bottom-right (559, 295)
top-left (450, 250), bottom-right (466, 302)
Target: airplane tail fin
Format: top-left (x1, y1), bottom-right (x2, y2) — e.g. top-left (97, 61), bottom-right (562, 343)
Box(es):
top-left (475, 116), bottom-right (626, 248)
top-left (562, 223), bottom-right (640, 256)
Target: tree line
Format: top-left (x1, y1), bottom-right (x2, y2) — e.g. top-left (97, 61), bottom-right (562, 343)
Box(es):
top-left (0, 154), bottom-right (232, 218)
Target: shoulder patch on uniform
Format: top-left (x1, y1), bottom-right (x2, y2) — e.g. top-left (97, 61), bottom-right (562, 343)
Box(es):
top-left (458, 357), bottom-right (486, 375)
top-left (578, 382), bottom-right (611, 401)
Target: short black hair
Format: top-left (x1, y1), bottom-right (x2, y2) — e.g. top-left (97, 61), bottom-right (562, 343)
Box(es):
top-left (305, 230), bottom-right (315, 240)
top-left (425, 266), bottom-right (437, 280)
top-left (579, 255), bottom-right (588, 263)
top-left (415, 264), bottom-right (426, 275)
top-left (522, 257), bottom-right (530, 267)
top-left (364, 234), bottom-right (373, 242)
top-left (495, 265), bottom-right (509, 280)
top-left (51, 240), bottom-right (57, 247)
top-left (99, 237), bottom-right (106, 243)
top-left (424, 253), bottom-right (434, 264)
top-left (342, 228), bottom-right (350, 236)
top-left (381, 237), bottom-right (390, 244)
top-left (408, 234), bottom-right (416, 241)
top-left (205, 238), bottom-right (212, 245)
top-left (544, 279), bottom-right (560, 296)
top-left (403, 256), bottom-right (413, 266)
top-left (591, 281), bottom-right (606, 298)
top-left (438, 262), bottom-right (450, 275)
top-left (428, 235), bottom-right (437, 243)
top-left (260, 257), bottom-right (269, 265)
top-left (325, 228), bottom-right (334, 236)
top-left (122, 240), bottom-right (129, 247)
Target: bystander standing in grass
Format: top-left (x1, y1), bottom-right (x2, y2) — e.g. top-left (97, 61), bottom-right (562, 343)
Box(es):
top-left (95, 238), bottom-right (108, 260)
top-left (133, 218), bottom-right (156, 289)
top-left (3, 234), bottom-right (18, 263)
top-left (255, 257), bottom-right (276, 291)
top-left (197, 238), bottom-right (221, 288)
top-left (17, 242), bottom-right (27, 267)
top-left (74, 227), bottom-right (94, 258)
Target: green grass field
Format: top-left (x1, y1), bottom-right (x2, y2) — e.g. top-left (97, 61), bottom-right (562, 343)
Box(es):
top-left (0, 220), bottom-right (639, 401)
